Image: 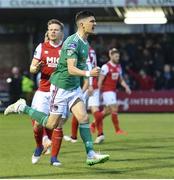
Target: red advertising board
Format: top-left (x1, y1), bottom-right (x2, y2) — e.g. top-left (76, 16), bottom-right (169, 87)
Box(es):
top-left (117, 90), bottom-right (174, 112)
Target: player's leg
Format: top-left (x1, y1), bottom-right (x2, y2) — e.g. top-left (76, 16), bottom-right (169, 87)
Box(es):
top-left (4, 98), bottom-right (64, 165)
top-left (102, 91), bottom-right (124, 134)
top-left (91, 106), bottom-right (105, 144)
top-left (42, 128), bottom-right (52, 155)
top-left (31, 121), bottom-right (44, 164)
top-left (88, 89), bottom-right (104, 143)
top-left (31, 91), bottom-right (51, 162)
top-left (110, 104), bottom-right (127, 135)
top-left (49, 85), bottom-right (70, 166)
top-left (4, 98), bottom-right (52, 127)
top-left (69, 88), bottom-right (109, 166)
top-left (88, 89), bottom-right (103, 134)
top-left (64, 115), bottom-right (78, 142)
top-left (50, 117), bottom-right (66, 166)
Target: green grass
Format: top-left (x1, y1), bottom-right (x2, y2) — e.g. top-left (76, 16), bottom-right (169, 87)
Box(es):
top-left (0, 113), bottom-right (174, 179)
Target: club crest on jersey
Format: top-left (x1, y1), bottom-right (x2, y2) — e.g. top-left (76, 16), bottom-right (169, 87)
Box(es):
top-left (68, 43), bottom-right (77, 49)
top-left (51, 104), bottom-right (58, 111)
top-left (67, 49), bottom-right (74, 56)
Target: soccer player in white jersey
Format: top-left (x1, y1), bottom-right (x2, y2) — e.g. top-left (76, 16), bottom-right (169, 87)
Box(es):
top-left (30, 19), bottom-right (63, 164)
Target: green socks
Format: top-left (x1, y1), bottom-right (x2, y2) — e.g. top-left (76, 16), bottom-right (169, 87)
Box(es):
top-left (23, 106), bottom-right (48, 126)
top-left (79, 123), bottom-right (93, 154)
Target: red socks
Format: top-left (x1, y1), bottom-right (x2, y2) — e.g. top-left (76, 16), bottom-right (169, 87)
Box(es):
top-left (111, 112), bottom-right (120, 132)
top-left (93, 111), bottom-right (104, 136)
top-left (51, 128), bottom-right (63, 157)
top-left (33, 126), bottom-right (43, 148)
top-left (71, 115), bottom-right (78, 139)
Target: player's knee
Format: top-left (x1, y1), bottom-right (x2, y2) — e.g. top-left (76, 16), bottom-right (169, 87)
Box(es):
top-left (78, 113), bottom-right (89, 123)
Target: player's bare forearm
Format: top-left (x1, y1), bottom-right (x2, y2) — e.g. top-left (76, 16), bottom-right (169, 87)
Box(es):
top-left (67, 58), bottom-right (100, 77)
top-left (67, 58), bottom-right (86, 76)
top-left (30, 59), bottom-right (41, 74)
top-left (98, 74), bottom-right (105, 90)
top-left (120, 79), bottom-right (131, 94)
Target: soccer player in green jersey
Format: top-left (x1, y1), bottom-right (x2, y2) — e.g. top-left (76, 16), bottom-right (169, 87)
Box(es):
top-left (4, 11), bottom-right (110, 166)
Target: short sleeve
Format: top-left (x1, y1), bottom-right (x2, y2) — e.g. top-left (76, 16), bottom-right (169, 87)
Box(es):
top-left (101, 64), bottom-right (109, 76)
top-left (65, 42), bottom-right (78, 59)
top-left (33, 43), bottom-right (42, 60)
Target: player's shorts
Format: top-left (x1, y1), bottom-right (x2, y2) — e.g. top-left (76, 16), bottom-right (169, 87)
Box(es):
top-left (82, 90), bottom-right (89, 105)
top-left (102, 91), bottom-right (117, 106)
top-left (50, 84), bottom-right (83, 118)
top-left (31, 90), bottom-right (51, 115)
top-left (88, 89), bottom-right (100, 107)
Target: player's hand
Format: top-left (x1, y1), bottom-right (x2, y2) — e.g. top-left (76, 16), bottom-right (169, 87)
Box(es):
top-left (35, 61), bottom-right (43, 71)
top-left (88, 85), bottom-right (94, 96)
top-left (90, 67), bottom-right (100, 77)
top-left (125, 86), bottom-right (131, 95)
top-left (30, 61), bottom-right (42, 73)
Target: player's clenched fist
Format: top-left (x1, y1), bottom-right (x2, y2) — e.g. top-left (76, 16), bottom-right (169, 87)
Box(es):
top-left (90, 66), bottom-right (100, 77)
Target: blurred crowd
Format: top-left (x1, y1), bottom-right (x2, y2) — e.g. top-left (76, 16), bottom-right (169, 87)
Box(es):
top-left (90, 34), bottom-right (174, 91)
top-left (1, 34), bottom-right (174, 97)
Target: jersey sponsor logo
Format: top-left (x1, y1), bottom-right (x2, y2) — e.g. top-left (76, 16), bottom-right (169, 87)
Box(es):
top-left (46, 57), bottom-right (59, 67)
top-left (112, 72), bottom-right (119, 80)
top-left (67, 49), bottom-right (74, 56)
top-left (68, 43), bottom-right (77, 49)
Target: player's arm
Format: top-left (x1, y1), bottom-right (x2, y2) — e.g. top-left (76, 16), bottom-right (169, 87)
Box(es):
top-left (98, 74), bottom-right (105, 90)
top-left (67, 58), bottom-right (100, 77)
top-left (30, 58), bottom-right (42, 74)
top-left (30, 43), bottom-right (42, 74)
top-left (98, 64), bottom-right (107, 90)
top-left (119, 76), bottom-right (131, 94)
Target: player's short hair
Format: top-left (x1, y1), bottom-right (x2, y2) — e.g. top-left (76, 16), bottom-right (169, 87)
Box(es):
top-left (109, 48), bottom-right (120, 56)
top-left (75, 10), bottom-right (95, 23)
top-left (47, 19), bottom-right (64, 31)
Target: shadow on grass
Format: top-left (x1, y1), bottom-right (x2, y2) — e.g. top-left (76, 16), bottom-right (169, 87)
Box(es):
top-left (109, 155), bottom-right (174, 162)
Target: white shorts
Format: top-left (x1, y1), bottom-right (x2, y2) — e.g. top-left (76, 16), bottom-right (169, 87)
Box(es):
top-left (88, 89), bottom-right (100, 107)
top-left (102, 91), bottom-right (117, 106)
top-left (50, 84), bottom-right (83, 118)
top-left (31, 90), bottom-right (51, 115)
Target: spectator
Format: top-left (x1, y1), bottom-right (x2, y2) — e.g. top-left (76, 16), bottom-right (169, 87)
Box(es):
top-left (127, 68), bottom-right (155, 90)
top-left (154, 70), bottom-right (164, 90)
top-left (6, 66), bottom-right (22, 104)
top-left (162, 64), bottom-right (174, 89)
top-left (22, 70), bottom-right (34, 105)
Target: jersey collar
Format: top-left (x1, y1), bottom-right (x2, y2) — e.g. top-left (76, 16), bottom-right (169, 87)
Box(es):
top-left (76, 33), bottom-right (88, 45)
top-left (109, 61), bottom-right (117, 67)
top-left (49, 40), bottom-right (62, 48)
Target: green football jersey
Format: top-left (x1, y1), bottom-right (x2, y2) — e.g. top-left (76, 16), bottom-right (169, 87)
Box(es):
top-left (50, 33), bottom-right (89, 90)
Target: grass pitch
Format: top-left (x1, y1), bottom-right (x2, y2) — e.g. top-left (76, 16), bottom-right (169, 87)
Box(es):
top-left (0, 113), bottom-right (174, 179)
